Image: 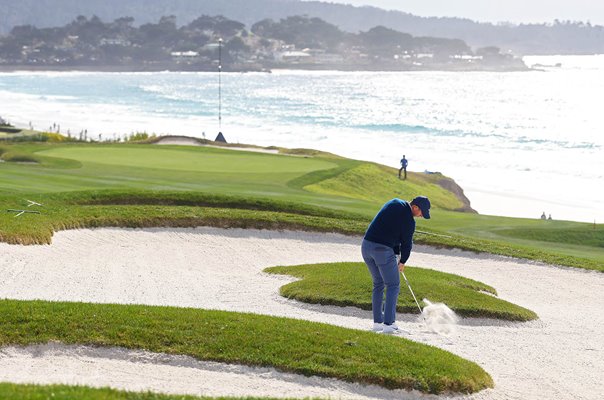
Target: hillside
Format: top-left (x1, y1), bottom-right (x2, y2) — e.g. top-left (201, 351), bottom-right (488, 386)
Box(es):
top-left (0, 0), bottom-right (603, 54)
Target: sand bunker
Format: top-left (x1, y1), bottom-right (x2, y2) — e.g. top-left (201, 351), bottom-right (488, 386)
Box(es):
top-left (154, 136), bottom-right (279, 153)
top-left (0, 227), bottom-right (603, 399)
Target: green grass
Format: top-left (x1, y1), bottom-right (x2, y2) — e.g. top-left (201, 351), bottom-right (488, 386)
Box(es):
top-left (0, 300), bottom-right (493, 394)
top-left (496, 226), bottom-right (604, 248)
top-left (0, 191), bottom-right (368, 245)
top-left (306, 163), bottom-right (464, 209)
top-left (0, 140), bottom-right (602, 271)
top-left (265, 262), bottom-right (538, 321)
top-left (0, 383), bottom-right (302, 400)
top-left (422, 210), bottom-right (604, 271)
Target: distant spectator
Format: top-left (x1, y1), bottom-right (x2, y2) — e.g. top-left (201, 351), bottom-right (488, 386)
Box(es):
top-left (541, 212), bottom-right (546, 220)
top-left (398, 155), bottom-right (408, 180)
top-left (548, 214), bottom-right (552, 220)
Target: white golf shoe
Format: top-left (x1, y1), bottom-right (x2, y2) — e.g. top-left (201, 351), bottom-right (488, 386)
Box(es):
top-left (372, 323), bottom-right (383, 332)
top-left (381, 323), bottom-right (403, 334)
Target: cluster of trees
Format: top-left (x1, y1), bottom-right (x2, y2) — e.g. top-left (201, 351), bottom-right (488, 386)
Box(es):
top-left (0, 14), bottom-right (522, 71)
top-left (251, 16), bottom-right (470, 56)
top-left (0, 15), bottom-right (250, 67)
top-left (1, 0), bottom-right (603, 54)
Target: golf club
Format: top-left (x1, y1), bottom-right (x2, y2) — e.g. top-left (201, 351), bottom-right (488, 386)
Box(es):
top-left (396, 253), bottom-right (424, 316)
top-left (401, 271), bottom-right (424, 316)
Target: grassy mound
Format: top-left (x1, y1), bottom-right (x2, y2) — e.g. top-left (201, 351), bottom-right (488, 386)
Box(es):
top-left (305, 163), bottom-right (464, 209)
top-left (0, 300), bottom-right (493, 394)
top-left (1, 152), bottom-right (39, 163)
top-left (265, 262), bottom-right (538, 321)
top-left (0, 191), bottom-right (369, 245)
top-left (0, 383), bottom-right (290, 400)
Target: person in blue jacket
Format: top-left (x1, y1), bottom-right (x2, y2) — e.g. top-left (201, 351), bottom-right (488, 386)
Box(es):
top-left (398, 155), bottom-right (408, 180)
top-left (361, 196), bottom-right (431, 334)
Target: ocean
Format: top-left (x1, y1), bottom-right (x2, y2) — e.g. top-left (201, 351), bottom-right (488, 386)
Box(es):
top-left (1, 55), bottom-right (602, 223)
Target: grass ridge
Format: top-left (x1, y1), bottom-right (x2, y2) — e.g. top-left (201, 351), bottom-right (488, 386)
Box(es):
top-left (0, 299), bottom-right (493, 394)
top-left (265, 262), bottom-right (538, 321)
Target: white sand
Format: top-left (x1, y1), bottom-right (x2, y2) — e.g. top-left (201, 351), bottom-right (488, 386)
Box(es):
top-left (0, 227), bottom-right (602, 399)
top-left (154, 136), bottom-right (279, 153)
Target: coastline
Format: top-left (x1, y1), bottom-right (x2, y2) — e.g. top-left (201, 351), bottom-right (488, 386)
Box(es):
top-left (0, 62), bottom-right (531, 73)
top-left (1, 61), bottom-right (601, 224)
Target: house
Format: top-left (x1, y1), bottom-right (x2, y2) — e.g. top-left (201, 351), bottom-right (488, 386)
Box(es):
top-left (275, 51), bottom-right (312, 63)
top-left (171, 51), bottom-right (201, 63)
top-left (100, 38), bottom-right (131, 46)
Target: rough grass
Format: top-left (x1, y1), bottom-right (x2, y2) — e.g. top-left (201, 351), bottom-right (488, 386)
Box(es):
top-left (0, 189), bottom-right (602, 271)
top-left (0, 191), bottom-right (368, 245)
top-left (0, 147), bottom-right (40, 163)
top-left (497, 226), bottom-right (604, 248)
top-left (304, 163), bottom-right (464, 210)
top-left (0, 300), bottom-right (493, 394)
top-left (0, 383), bottom-right (300, 400)
top-left (265, 262), bottom-right (538, 321)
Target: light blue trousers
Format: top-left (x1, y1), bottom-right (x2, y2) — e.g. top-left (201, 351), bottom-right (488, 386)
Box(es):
top-left (361, 239), bottom-right (400, 325)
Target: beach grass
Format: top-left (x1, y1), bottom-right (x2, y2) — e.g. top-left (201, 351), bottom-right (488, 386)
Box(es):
top-left (265, 262), bottom-right (538, 321)
top-left (0, 141), bottom-right (602, 271)
top-left (0, 383), bottom-right (301, 400)
top-left (0, 299), bottom-right (493, 394)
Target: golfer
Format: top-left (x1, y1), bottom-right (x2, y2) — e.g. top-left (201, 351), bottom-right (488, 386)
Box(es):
top-left (361, 196), bottom-right (431, 334)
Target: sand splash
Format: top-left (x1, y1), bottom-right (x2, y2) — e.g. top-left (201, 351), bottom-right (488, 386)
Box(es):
top-left (421, 298), bottom-right (459, 335)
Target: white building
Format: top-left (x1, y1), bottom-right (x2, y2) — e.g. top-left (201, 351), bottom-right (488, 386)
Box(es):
top-left (274, 50), bottom-right (312, 63)
top-left (171, 51), bottom-right (201, 62)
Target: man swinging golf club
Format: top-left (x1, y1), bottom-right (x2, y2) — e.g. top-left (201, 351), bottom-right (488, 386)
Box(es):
top-left (361, 196), bottom-right (431, 334)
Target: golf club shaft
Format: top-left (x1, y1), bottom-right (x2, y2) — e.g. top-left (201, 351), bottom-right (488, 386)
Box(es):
top-left (401, 271), bottom-right (423, 314)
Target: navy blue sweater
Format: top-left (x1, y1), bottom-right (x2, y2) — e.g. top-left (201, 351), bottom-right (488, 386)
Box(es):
top-left (363, 198), bottom-right (415, 264)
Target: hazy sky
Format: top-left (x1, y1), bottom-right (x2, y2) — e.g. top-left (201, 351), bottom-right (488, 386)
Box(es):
top-left (315, 0), bottom-right (604, 25)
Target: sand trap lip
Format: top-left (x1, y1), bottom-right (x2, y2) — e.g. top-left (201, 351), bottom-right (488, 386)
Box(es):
top-left (1, 227), bottom-right (603, 399)
top-left (153, 136), bottom-right (280, 153)
top-left (0, 343), bottom-right (431, 400)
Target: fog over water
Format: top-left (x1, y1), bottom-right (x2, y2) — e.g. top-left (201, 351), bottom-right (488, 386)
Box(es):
top-left (319, 0), bottom-right (604, 25)
top-left (1, 55), bottom-right (602, 223)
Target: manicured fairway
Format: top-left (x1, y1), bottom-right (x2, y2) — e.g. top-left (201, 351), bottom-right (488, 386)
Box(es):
top-left (0, 141), bottom-right (602, 270)
top-left (38, 145), bottom-right (334, 175)
top-left (2, 144), bottom-right (337, 194)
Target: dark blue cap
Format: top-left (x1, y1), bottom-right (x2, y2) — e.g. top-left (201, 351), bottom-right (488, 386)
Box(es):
top-left (411, 196), bottom-right (431, 219)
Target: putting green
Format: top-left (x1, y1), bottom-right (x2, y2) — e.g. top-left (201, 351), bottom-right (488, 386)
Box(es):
top-left (0, 145), bottom-right (339, 195)
top-left (37, 145), bottom-right (336, 174)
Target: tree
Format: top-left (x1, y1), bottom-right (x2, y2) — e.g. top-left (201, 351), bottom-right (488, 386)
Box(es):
top-left (251, 16), bottom-right (344, 50)
top-left (358, 26), bottom-right (414, 55)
